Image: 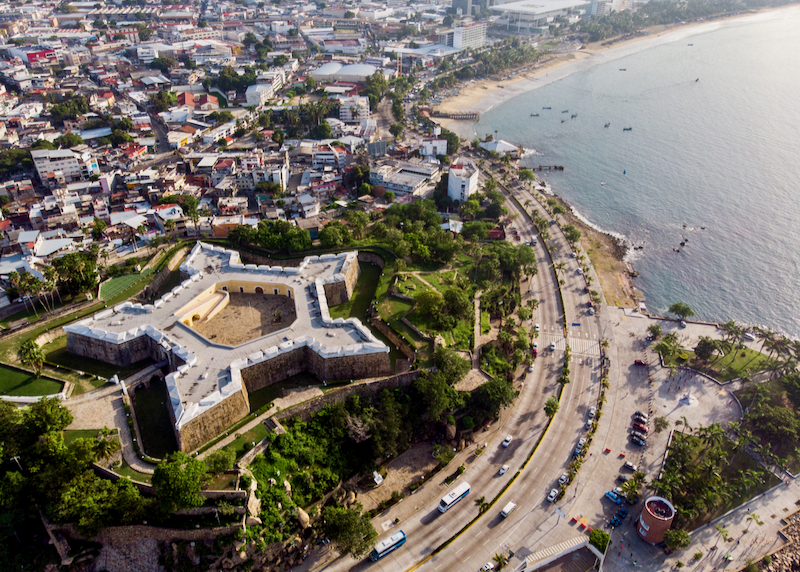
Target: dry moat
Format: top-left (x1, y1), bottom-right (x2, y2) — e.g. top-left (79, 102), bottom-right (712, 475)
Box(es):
top-left (192, 293), bottom-right (297, 346)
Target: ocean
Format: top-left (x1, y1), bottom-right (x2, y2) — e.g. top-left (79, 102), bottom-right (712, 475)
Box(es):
top-left (452, 7), bottom-right (800, 338)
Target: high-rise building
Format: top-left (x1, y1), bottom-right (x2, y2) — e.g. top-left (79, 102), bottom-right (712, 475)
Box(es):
top-left (447, 158), bottom-right (479, 203)
top-left (438, 22), bottom-right (487, 50)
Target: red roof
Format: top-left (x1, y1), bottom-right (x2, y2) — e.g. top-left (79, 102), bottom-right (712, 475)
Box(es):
top-left (177, 92), bottom-right (194, 107)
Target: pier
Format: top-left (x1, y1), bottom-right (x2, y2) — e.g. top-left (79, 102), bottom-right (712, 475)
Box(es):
top-left (431, 110), bottom-right (480, 121)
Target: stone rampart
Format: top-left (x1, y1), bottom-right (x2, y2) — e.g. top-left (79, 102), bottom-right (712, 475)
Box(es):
top-left (241, 346), bottom-right (391, 392)
top-left (66, 330), bottom-right (169, 367)
top-left (322, 254), bottom-right (360, 306)
top-left (142, 246), bottom-right (189, 300)
top-left (357, 251), bottom-right (385, 269)
top-left (179, 388), bottom-right (250, 453)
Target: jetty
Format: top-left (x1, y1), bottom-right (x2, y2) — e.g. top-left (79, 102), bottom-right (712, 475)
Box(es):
top-left (535, 165), bottom-right (565, 171)
top-left (431, 110), bottom-right (480, 121)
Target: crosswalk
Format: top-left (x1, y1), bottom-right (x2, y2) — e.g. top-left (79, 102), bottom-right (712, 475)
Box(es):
top-left (539, 333), bottom-right (601, 356)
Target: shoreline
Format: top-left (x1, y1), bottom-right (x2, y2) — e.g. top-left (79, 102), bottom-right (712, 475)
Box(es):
top-left (434, 6), bottom-right (793, 133)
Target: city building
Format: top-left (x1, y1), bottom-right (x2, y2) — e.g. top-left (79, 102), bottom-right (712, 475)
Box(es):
top-left (491, 0), bottom-right (592, 32)
top-left (437, 22), bottom-right (487, 50)
top-left (447, 158), bottom-right (479, 203)
top-left (369, 162), bottom-right (440, 197)
top-left (245, 84), bottom-right (274, 108)
top-left (31, 148), bottom-right (99, 187)
top-left (420, 139), bottom-right (448, 157)
top-left (638, 497), bottom-right (675, 544)
top-left (338, 96), bottom-right (370, 123)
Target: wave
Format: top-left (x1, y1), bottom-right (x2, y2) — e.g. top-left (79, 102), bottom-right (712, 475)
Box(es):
top-left (521, 147), bottom-right (540, 158)
top-left (567, 203), bottom-right (627, 244)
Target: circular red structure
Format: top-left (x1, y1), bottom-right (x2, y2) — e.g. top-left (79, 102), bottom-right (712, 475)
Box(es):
top-left (637, 496), bottom-right (675, 544)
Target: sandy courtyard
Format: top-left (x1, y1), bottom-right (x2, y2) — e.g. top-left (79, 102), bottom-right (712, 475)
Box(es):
top-left (193, 292), bottom-right (297, 346)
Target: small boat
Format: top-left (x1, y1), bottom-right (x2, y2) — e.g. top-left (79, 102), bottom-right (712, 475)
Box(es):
top-left (695, 78), bottom-right (699, 82)
top-left (619, 68), bottom-right (627, 71)
top-left (688, 43), bottom-right (694, 46)
top-left (562, 110), bottom-right (569, 113)
top-left (623, 127), bottom-right (633, 131)
top-left (561, 119), bottom-right (567, 123)
top-left (604, 123), bottom-right (610, 128)
top-left (543, 106), bottom-right (551, 109)
top-left (680, 241), bottom-right (686, 246)
top-left (571, 114), bottom-right (577, 119)
top-left (600, 181), bottom-right (606, 186)
top-left (530, 113), bottom-right (539, 117)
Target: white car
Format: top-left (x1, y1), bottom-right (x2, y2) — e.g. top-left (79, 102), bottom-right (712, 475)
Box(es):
top-left (571, 252), bottom-right (578, 258)
top-left (480, 563), bottom-right (495, 571)
top-left (558, 472), bottom-right (569, 485)
top-left (534, 323), bottom-right (541, 331)
top-left (589, 308), bottom-right (596, 315)
top-left (585, 419), bottom-right (593, 430)
top-left (528, 363), bottom-right (535, 372)
top-left (588, 406), bottom-right (597, 418)
top-left (502, 435), bottom-right (513, 448)
top-left (499, 464), bottom-right (509, 476)
top-left (549, 342), bottom-right (556, 351)
top-left (547, 488), bottom-right (559, 503)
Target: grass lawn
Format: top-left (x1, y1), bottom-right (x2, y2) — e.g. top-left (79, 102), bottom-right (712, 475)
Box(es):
top-left (664, 345), bottom-right (771, 382)
top-left (205, 473), bottom-right (237, 491)
top-left (395, 274), bottom-right (433, 297)
top-left (0, 364), bottom-right (63, 396)
top-left (130, 377), bottom-right (178, 459)
top-left (424, 270), bottom-right (455, 293)
top-left (63, 429), bottom-right (99, 445)
top-left (224, 422), bottom-right (270, 460)
top-left (99, 268), bottom-right (155, 300)
top-left (481, 311), bottom-right (491, 335)
top-left (149, 269), bottom-right (183, 302)
top-left (114, 459), bottom-right (153, 484)
top-left (42, 335), bottom-right (154, 383)
top-left (330, 263), bottom-right (380, 321)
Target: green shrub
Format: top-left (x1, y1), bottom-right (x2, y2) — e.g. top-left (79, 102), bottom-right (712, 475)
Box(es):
top-left (762, 555), bottom-right (772, 564)
top-left (693, 552), bottom-right (702, 560)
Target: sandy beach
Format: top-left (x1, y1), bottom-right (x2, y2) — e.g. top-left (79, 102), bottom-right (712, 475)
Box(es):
top-left (434, 8), bottom-right (786, 134)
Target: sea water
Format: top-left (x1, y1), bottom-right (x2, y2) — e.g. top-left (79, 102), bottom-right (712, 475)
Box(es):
top-left (457, 7), bottom-right (800, 337)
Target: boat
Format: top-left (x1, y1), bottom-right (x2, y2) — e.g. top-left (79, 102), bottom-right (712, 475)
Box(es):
top-left (571, 114), bottom-right (577, 119)
top-left (688, 43), bottom-right (694, 46)
top-left (530, 113), bottom-right (539, 117)
top-left (600, 181), bottom-right (606, 186)
top-left (623, 127), bottom-right (633, 131)
top-left (543, 106), bottom-right (551, 109)
top-left (562, 110), bottom-right (569, 113)
top-left (619, 68), bottom-right (627, 71)
top-left (604, 123), bottom-right (610, 128)
top-left (561, 120), bottom-right (567, 123)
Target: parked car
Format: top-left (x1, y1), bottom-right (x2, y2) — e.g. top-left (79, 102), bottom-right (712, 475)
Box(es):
top-left (571, 252), bottom-right (578, 258)
top-left (499, 465), bottom-right (509, 476)
top-left (534, 323), bottom-right (540, 331)
top-left (680, 320), bottom-right (687, 328)
top-left (585, 419), bottom-right (593, 430)
top-left (634, 411), bottom-right (649, 421)
top-left (558, 472), bottom-right (569, 485)
top-left (549, 342), bottom-right (556, 351)
top-left (634, 359), bottom-right (647, 366)
top-left (588, 406), bottom-right (597, 418)
top-left (630, 435), bottom-right (646, 446)
top-left (630, 431), bottom-right (648, 441)
top-left (632, 422), bottom-right (649, 433)
top-left (623, 461), bottom-right (638, 472)
top-left (589, 308), bottom-right (595, 315)
top-left (480, 563), bottom-right (495, 571)
top-left (547, 489), bottom-right (559, 503)
top-left (604, 491), bottom-right (622, 505)
top-left (617, 474), bottom-right (629, 483)
top-left (502, 435), bottom-right (513, 447)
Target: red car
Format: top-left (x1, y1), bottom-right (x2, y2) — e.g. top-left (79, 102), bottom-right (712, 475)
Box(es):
top-left (632, 422), bottom-right (649, 433)
top-left (634, 360), bottom-right (647, 366)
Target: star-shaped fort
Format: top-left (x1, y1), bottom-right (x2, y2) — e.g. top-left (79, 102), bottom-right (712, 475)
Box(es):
top-left (64, 242), bottom-right (390, 451)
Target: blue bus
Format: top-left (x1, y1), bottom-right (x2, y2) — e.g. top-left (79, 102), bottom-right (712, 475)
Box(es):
top-left (369, 530), bottom-right (407, 561)
top-left (438, 482), bottom-right (471, 513)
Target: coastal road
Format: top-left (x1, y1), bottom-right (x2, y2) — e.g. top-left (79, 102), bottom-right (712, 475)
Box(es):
top-left (319, 171), bottom-right (577, 572)
top-left (317, 167), bottom-right (606, 572)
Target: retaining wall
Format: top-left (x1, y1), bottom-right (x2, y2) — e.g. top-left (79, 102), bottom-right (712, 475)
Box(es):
top-left (66, 330), bottom-right (170, 367)
top-left (274, 371), bottom-right (421, 423)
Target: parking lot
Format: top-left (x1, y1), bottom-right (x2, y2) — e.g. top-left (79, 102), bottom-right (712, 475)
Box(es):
top-left (554, 307), bottom-right (742, 541)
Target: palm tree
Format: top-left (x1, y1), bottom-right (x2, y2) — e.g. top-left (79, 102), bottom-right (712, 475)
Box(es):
top-left (94, 430), bottom-right (121, 460)
top-left (698, 423), bottom-right (725, 462)
top-left (492, 553), bottom-right (508, 569)
top-left (675, 415), bottom-right (693, 434)
top-left (474, 496), bottom-right (489, 514)
top-left (553, 262), bottom-right (566, 277)
top-left (19, 340), bottom-right (45, 378)
top-left (746, 511), bottom-right (763, 531)
top-left (44, 265), bottom-right (61, 306)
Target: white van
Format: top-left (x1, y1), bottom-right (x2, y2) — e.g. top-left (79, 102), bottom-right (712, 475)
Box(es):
top-left (500, 501), bottom-right (517, 517)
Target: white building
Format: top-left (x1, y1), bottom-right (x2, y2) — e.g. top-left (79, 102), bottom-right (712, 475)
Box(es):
top-left (245, 84), bottom-right (274, 108)
top-left (421, 139), bottom-right (448, 157)
top-left (137, 46), bottom-right (159, 64)
top-left (491, 0), bottom-right (593, 32)
top-left (438, 22), bottom-right (488, 50)
top-left (202, 121), bottom-right (238, 144)
top-left (447, 158), bottom-right (479, 204)
top-left (30, 148), bottom-right (99, 185)
top-left (338, 96), bottom-right (370, 123)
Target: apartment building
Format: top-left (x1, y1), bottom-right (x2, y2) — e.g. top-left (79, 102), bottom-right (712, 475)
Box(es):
top-left (338, 96), bottom-right (370, 124)
top-left (447, 158), bottom-right (479, 203)
top-left (31, 148), bottom-right (99, 188)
